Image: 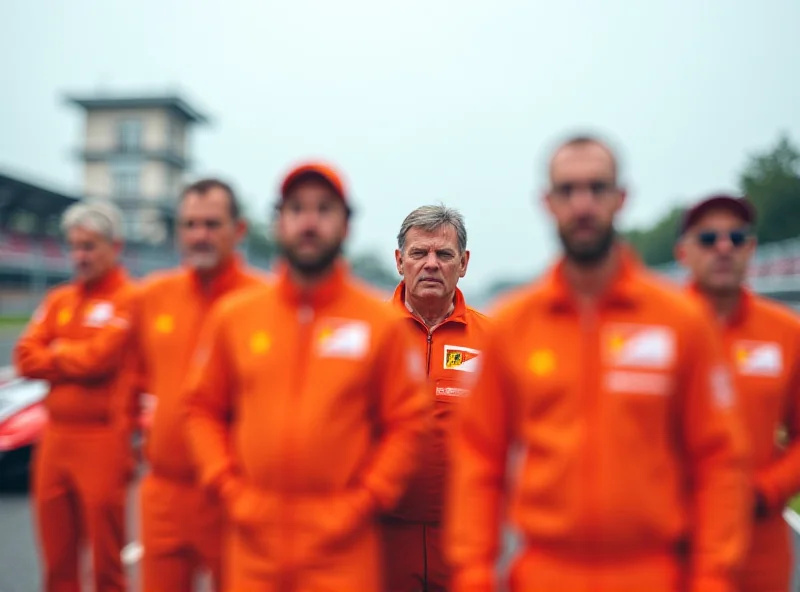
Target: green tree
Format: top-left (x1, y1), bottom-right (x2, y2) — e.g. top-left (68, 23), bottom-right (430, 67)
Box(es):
top-left (622, 206), bottom-right (684, 265)
top-left (244, 220), bottom-right (279, 265)
top-left (623, 132), bottom-right (800, 265)
top-left (348, 251), bottom-right (398, 292)
top-left (739, 133), bottom-right (800, 244)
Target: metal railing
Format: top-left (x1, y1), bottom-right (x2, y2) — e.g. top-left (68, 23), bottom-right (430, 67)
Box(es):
top-left (651, 236), bottom-right (800, 293)
top-left (0, 237), bottom-right (273, 316)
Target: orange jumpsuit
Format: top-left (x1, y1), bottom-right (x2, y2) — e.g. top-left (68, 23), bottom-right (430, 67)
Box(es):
top-left (134, 255), bottom-right (266, 592)
top-left (183, 260), bottom-right (430, 592)
top-left (382, 282), bottom-right (491, 591)
top-left (689, 285), bottom-right (800, 592)
top-left (444, 247), bottom-right (752, 592)
top-left (14, 266), bottom-right (137, 592)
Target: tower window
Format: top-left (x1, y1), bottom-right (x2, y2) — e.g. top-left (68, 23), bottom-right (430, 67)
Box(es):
top-left (113, 169), bottom-right (140, 198)
top-left (118, 119), bottom-right (142, 153)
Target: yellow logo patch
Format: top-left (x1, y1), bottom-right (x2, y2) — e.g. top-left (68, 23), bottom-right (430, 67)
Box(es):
top-left (317, 327), bottom-right (334, 344)
top-left (249, 331), bottom-right (271, 354)
top-left (56, 308), bottom-right (72, 326)
top-left (528, 349), bottom-right (555, 377)
top-left (735, 347), bottom-right (748, 364)
top-left (445, 351), bottom-right (463, 367)
top-left (154, 314), bottom-right (174, 334)
top-left (609, 333), bottom-right (625, 354)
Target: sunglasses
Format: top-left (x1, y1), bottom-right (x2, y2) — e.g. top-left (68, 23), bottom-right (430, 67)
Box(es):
top-left (695, 229), bottom-right (750, 248)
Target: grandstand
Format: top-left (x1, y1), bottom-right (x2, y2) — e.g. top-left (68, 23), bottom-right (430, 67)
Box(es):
top-left (0, 170), bottom-right (78, 315)
top-left (653, 236), bottom-right (800, 305)
top-left (0, 169), bottom-right (191, 315)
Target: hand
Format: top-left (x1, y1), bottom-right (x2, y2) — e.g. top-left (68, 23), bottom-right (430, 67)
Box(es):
top-left (220, 478), bottom-right (277, 528)
top-left (314, 488), bottom-right (376, 553)
top-left (754, 490), bottom-right (770, 520)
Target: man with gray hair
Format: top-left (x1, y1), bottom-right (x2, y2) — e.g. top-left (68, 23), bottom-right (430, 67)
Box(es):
top-left (382, 204), bottom-right (492, 591)
top-left (14, 199), bottom-right (138, 592)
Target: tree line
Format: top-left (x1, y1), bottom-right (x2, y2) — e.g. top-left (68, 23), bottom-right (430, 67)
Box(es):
top-left (242, 218), bottom-right (399, 292)
top-left (624, 132), bottom-right (800, 265)
top-left (242, 132), bottom-right (800, 294)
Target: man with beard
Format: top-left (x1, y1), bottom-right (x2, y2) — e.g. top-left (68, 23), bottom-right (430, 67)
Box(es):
top-left (676, 194), bottom-right (800, 592)
top-left (134, 178), bottom-right (268, 591)
top-left (183, 161), bottom-right (430, 591)
top-left (382, 204), bottom-right (491, 592)
top-left (444, 135), bottom-right (752, 592)
top-left (15, 200), bottom-right (136, 592)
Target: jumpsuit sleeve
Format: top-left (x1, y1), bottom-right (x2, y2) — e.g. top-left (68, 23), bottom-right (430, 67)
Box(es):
top-left (13, 295), bottom-right (60, 381)
top-left (358, 315), bottom-right (431, 514)
top-left (444, 326), bottom-right (512, 592)
top-left (50, 291), bottom-right (135, 379)
top-left (680, 314), bottom-right (752, 592)
top-left (121, 289), bottom-right (147, 437)
top-left (754, 340), bottom-right (800, 511)
top-left (182, 303), bottom-right (238, 496)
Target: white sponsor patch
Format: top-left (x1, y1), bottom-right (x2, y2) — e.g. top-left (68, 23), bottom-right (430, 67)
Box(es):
top-left (317, 320), bottom-right (370, 359)
top-left (435, 385), bottom-right (471, 398)
top-left (733, 341), bottom-right (783, 377)
top-left (84, 301), bottom-right (116, 327)
top-left (605, 370), bottom-right (672, 395)
top-left (605, 324), bottom-right (676, 369)
top-left (710, 364), bottom-right (735, 409)
top-left (443, 344), bottom-right (481, 373)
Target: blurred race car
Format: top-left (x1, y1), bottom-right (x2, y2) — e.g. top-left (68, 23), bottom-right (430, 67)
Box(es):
top-left (0, 376), bottom-right (154, 488)
top-left (0, 378), bottom-right (48, 487)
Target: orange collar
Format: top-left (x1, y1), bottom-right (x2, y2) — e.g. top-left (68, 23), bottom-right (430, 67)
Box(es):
top-left (391, 282), bottom-right (468, 326)
top-left (275, 258), bottom-right (348, 308)
top-left (78, 265), bottom-right (128, 296)
top-left (541, 243), bottom-right (644, 312)
top-left (186, 254), bottom-right (247, 300)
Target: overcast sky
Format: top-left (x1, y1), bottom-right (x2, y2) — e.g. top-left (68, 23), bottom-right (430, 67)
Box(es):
top-left (2, 0), bottom-right (799, 301)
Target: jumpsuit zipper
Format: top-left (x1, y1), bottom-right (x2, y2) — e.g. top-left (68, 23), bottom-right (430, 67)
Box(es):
top-left (282, 302), bottom-right (314, 591)
top-left (581, 305), bottom-right (601, 592)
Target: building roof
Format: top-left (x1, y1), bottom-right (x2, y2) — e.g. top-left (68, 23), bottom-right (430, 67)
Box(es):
top-left (0, 169), bottom-right (80, 217)
top-left (64, 94), bottom-right (210, 124)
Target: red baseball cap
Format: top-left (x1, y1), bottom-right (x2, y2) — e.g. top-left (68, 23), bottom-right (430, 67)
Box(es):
top-left (279, 161), bottom-right (349, 202)
top-left (679, 194), bottom-right (756, 235)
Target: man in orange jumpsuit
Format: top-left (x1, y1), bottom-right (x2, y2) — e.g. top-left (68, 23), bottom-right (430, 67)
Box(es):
top-left (135, 178), bottom-right (267, 591)
top-left (14, 200), bottom-right (137, 592)
top-left (183, 161), bottom-right (430, 592)
top-left (382, 204), bottom-right (491, 591)
top-left (444, 135), bottom-right (752, 592)
top-left (676, 193), bottom-right (800, 592)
